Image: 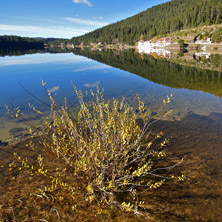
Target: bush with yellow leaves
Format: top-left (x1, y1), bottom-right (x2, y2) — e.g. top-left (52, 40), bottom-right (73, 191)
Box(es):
top-left (4, 83), bottom-right (183, 220)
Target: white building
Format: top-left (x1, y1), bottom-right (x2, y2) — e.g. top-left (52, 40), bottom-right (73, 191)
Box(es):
top-left (156, 38), bottom-right (173, 47)
top-left (195, 38), bottom-right (212, 45)
top-left (137, 38), bottom-right (173, 49)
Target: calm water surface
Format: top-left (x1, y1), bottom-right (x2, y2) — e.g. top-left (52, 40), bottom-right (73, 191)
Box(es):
top-left (1, 51), bottom-right (221, 142)
top-left (0, 50), bottom-right (222, 221)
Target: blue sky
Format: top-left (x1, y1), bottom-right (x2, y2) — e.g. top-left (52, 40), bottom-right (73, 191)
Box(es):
top-left (0, 0), bottom-right (169, 39)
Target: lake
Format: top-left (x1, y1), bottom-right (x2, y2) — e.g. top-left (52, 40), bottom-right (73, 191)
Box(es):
top-left (0, 48), bottom-right (222, 221)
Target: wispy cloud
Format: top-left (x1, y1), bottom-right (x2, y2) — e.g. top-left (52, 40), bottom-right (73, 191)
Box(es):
top-left (84, 81), bottom-right (100, 88)
top-left (64, 17), bottom-right (108, 27)
top-left (92, 16), bottom-right (103, 20)
top-left (9, 16), bottom-right (66, 25)
top-left (48, 86), bottom-right (60, 93)
top-left (73, 0), bottom-right (93, 7)
top-left (0, 24), bottom-right (89, 38)
top-left (72, 64), bottom-right (110, 72)
top-left (0, 54), bottom-right (89, 66)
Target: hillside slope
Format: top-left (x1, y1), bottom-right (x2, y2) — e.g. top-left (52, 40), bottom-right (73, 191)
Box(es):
top-left (71, 0), bottom-right (222, 45)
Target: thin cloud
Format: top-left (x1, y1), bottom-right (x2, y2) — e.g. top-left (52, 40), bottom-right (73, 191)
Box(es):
top-left (0, 54), bottom-right (89, 66)
top-left (7, 16), bottom-right (66, 25)
top-left (0, 24), bottom-right (89, 38)
top-left (64, 17), bottom-right (108, 27)
top-left (84, 81), bottom-right (100, 88)
top-left (73, 0), bottom-right (93, 7)
top-left (92, 16), bottom-right (103, 20)
top-left (72, 64), bottom-right (110, 72)
top-left (48, 86), bottom-right (60, 93)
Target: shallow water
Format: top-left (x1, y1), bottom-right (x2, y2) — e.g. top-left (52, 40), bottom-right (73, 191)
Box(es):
top-left (0, 49), bottom-right (222, 221)
top-left (1, 51), bottom-right (222, 142)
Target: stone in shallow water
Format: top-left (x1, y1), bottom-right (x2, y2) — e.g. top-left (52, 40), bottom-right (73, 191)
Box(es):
top-left (9, 127), bottom-right (24, 138)
top-left (209, 112), bottom-right (222, 123)
top-left (9, 127), bottom-right (24, 134)
top-left (0, 140), bottom-right (8, 146)
top-left (151, 112), bottom-right (157, 116)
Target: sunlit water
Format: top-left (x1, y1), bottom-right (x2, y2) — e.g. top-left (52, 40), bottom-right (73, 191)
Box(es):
top-left (0, 50), bottom-right (222, 221)
top-left (1, 52), bottom-right (222, 142)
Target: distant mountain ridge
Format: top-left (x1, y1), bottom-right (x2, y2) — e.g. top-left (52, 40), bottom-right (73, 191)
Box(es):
top-left (71, 0), bottom-right (222, 45)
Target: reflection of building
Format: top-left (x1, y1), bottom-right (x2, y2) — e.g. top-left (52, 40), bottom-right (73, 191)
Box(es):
top-left (138, 40), bottom-right (152, 47)
top-left (194, 52), bottom-right (211, 59)
top-left (137, 37), bottom-right (174, 58)
top-left (66, 43), bottom-right (75, 48)
top-left (138, 47), bottom-right (172, 58)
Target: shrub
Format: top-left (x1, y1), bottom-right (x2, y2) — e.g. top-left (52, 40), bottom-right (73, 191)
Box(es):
top-left (3, 84), bottom-right (183, 220)
top-left (177, 39), bottom-right (185, 46)
top-left (212, 28), bottom-right (222, 43)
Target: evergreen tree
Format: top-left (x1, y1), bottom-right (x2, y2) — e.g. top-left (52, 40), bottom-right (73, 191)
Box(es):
top-left (70, 0), bottom-right (222, 45)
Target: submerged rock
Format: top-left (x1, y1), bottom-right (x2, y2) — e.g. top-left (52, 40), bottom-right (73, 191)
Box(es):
top-left (151, 112), bottom-right (157, 116)
top-left (0, 140), bottom-right (8, 146)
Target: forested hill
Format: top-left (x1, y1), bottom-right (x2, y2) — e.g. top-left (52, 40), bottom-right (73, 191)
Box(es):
top-left (71, 0), bottom-right (222, 45)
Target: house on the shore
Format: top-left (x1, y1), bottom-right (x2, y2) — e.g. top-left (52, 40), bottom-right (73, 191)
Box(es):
top-left (195, 38), bottom-right (212, 45)
top-left (137, 37), bottom-right (173, 48)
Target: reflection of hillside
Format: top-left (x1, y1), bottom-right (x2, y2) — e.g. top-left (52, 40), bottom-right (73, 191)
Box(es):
top-left (73, 48), bottom-right (222, 98)
top-left (170, 52), bottom-right (222, 72)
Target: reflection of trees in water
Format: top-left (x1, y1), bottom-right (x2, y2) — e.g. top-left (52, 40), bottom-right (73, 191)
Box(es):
top-left (2, 47), bottom-right (222, 97)
top-left (0, 36), bottom-right (69, 56)
top-left (193, 52), bottom-right (222, 69)
top-left (210, 54), bottom-right (222, 68)
top-left (0, 49), bottom-right (44, 57)
top-left (0, 36), bottom-right (44, 55)
top-left (0, 47), bottom-right (73, 57)
top-left (72, 48), bottom-right (222, 98)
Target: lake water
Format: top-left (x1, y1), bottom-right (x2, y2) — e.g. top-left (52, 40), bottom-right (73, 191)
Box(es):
top-left (0, 49), bottom-right (222, 221)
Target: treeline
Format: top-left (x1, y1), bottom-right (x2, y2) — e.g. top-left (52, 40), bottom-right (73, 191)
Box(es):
top-left (0, 36), bottom-right (45, 51)
top-left (71, 0), bottom-right (222, 45)
top-left (0, 36), bottom-right (69, 54)
top-left (41, 37), bottom-right (69, 45)
top-left (72, 48), bottom-right (222, 97)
